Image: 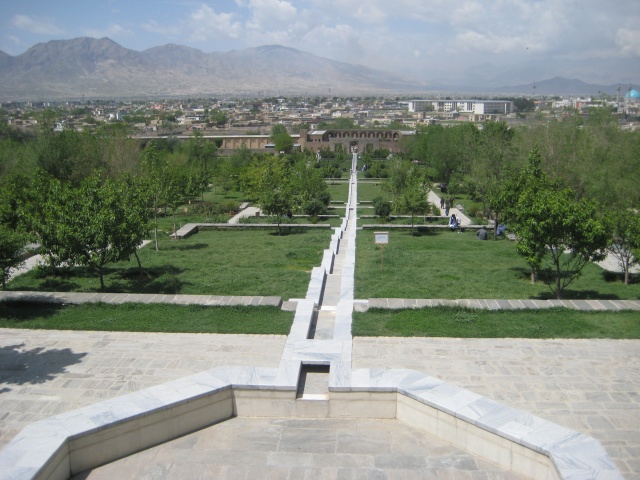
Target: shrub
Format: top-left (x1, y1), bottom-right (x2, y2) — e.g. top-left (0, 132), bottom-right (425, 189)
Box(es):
top-left (303, 198), bottom-right (327, 217)
top-left (372, 196), bottom-right (392, 220)
top-left (220, 200), bottom-right (240, 214)
top-left (318, 191), bottom-right (332, 206)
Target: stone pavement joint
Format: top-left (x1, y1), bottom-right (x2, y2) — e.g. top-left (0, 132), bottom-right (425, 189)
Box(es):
top-left (0, 291), bottom-right (282, 308)
top-left (363, 297), bottom-right (640, 311)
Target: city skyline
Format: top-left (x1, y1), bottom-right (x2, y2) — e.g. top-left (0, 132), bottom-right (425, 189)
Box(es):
top-left (1, 0), bottom-right (639, 87)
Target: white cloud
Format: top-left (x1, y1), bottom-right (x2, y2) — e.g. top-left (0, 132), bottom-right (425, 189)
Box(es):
top-left (142, 5), bottom-right (241, 42)
top-left (616, 28), bottom-right (640, 57)
top-left (354, 4), bottom-right (386, 24)
top-left (188, 4), bottom-right (241, 41)
top-left (244, 0), bottom-right (297, 31)
top-left (83, 24), bottom-right (132, 39)
top-left (11, 14), bottom-right (65, 35)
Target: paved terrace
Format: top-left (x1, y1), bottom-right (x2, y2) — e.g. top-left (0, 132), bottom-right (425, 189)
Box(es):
top-left (0, 157), bottom-right (637, 479)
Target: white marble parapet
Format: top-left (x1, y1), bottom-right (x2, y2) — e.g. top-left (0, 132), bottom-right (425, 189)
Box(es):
top-left (320, 249), bottom-right (334, 273)
top-left (305, 267), bottom-right (326, 306)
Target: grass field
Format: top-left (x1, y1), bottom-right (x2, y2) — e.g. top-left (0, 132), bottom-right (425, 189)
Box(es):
top-left (0, 302), bottom-right (293, 334)
top-left (4, 178), bottom-right (638, 338)
top-left (8, 228), bottom-right (330, 298)
top-left (353, 307), bottom-right (640, 338)
top-left (357, 181), bottom-right (385, 202)
top-left (355, 229), bottom-right (640, 300)
top-left (326, 181), bottom-right (350, 203)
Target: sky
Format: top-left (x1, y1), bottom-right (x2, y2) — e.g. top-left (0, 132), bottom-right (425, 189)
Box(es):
top-left (1, 0), bottom-right (639, 87)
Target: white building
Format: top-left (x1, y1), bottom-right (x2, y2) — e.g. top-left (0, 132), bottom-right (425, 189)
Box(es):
top-left (407, 99), bottom-right (513, 115)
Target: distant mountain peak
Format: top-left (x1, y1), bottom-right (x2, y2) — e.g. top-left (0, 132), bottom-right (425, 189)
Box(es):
top-left (0, 36), bottom-right (426, 100)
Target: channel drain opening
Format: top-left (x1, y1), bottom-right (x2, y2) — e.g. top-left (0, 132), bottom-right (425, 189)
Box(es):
top-left (296, 364), bottom-right (330, 400)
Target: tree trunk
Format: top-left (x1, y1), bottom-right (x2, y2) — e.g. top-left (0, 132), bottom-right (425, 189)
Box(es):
top-left (530, 267), bottom-right (537, 284)
top-left (99, 266), bottom-right (105, 292)
top-left (134, 251), bottom-right (145, 279)
top-left (556, 263), bottom-right (562, 300)
top-left (172, 210), bottom-right (177, 240)
top-left (154, 208), bottom-right (159, 251)
top-left (493, 214), bottom-right (499, 240)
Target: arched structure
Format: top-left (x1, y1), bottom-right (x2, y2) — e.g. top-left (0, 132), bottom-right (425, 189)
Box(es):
top-left (298, 129), bottom-right (411, 154)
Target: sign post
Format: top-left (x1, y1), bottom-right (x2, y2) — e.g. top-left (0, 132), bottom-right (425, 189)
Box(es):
top-left (373, 231), bottom-right (389, 270)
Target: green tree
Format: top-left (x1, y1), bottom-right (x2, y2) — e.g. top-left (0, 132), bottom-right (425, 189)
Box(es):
top-left (244, 155), bottom-right (293, 235)
top-left (372, 196), bottom-right (392, 221)
top-left (210, 109), bottom-right (228, 127)
top-left (471, 121), bottom-right (518, 238)
top-left (0, 224), bottom-right (25, 289)
top-left (288, 159), bottom-right (330, 210)
top-left (141, 142), bottom-right (169, 251)
top-left (36, 129), bottom-right (105, 184)
top-left (505, 148), bottom-right (608, 298)
top-left (607, 210), bottom-right (640, 285)
top-left (397, 166), bottom-right (431, 235)
top-left (271, 124), bottom-right (294, 153)
top-left (21, 171), bottom-right (73, 276)
top-left (383, 159), bottom-right (431, 235)
top-left (70, 175), bottom-right (151, 290)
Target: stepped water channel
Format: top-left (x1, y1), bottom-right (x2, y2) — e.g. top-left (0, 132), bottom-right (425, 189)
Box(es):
top-left (0, 154), bottom-right (624, 480)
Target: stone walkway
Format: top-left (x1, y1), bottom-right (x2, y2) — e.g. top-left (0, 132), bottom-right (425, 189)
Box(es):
top-left (1, 331), bottom-right (637, 478)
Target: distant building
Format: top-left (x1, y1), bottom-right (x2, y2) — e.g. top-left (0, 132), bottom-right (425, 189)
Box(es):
top-left (297, 129), bottom-right (412, 153)
top-left (407, 99), bottom-right (513, 115)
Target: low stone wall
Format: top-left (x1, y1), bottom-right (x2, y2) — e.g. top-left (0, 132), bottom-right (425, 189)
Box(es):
top-left (0, 367), bottom-right (621, 480)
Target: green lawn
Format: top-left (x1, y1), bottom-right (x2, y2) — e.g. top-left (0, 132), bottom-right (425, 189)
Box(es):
top-left (355, 229), bottom-right (640, 300)
top-left (237, 216), bottom-right (342, 227)
top-left (8, 228), bottom-right (331, 299)
top-left (353, 307), bottom-right (640, 339)
top-left (0, 302), bottom-right (293, 334)
top-left (326, 181), bottom-right (350, 203)
top-left (357, 181), bottom-right (385, 202)
top-left (357, 215), bottom-right (448, 227)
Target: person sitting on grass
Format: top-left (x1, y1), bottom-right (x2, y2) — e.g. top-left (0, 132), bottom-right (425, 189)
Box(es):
top-left (449, 214), bottom-right (458, 231)
top-left (477, 226), bottom-right (488, 240)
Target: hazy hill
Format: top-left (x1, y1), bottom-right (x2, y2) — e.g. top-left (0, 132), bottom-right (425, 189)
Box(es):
top-left (0, 37), bottom-right (634, 100)
top-left (0, 37), bottom-right (426, 100)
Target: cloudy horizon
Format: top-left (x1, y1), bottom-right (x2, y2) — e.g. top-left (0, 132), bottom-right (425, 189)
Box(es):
top-left (2, 0), bottom-right (639, 88)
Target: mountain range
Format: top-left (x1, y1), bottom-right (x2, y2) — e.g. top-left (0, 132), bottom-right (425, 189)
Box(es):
top-left (0, 37), bottom-right (635, 100)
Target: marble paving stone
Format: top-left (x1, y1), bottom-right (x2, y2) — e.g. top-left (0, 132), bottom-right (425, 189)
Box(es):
top-left (70, 417), bottom-right (524, 479)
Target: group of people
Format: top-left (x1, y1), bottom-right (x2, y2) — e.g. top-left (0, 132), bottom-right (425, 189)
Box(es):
top-left (439, 196), bottom-right (455, 217)
top-left (440, 195), bottom-right (488, 240)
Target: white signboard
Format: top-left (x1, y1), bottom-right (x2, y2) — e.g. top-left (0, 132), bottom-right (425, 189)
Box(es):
top-left (374, 231), bottom-right (389, 245)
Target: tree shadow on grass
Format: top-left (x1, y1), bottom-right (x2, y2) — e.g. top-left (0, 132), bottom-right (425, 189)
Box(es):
top-left (560, 290), bottom-right (620, 300)
top-left (0, 342), bottom-right (87, 391)
top-left (9, 278), bottom-right (81, 292)
top-left (507, 267), bottom-right (623, 300)
top-left (165, 242), bottom-right (209, 251)
top-left (402, 229), bottom-right (440, 237)
top-left (108, 265), bottom-right (186, 294)
top-left (602, 271), bottom-right (639, 285)
top-left (268, 227), bottom-right (310, 236)
top-left (0, 301), bottom-right (67, 321)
